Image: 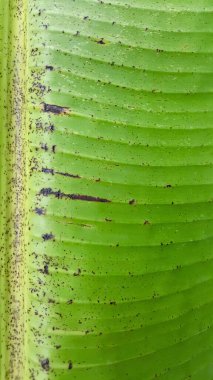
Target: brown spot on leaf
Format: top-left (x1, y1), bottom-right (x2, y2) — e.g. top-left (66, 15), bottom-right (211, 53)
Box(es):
top-left (42, 233), bottom-right (54, 241)
top-left (42, 103), bottom-right (69, 114)
top-left (73, 268), bottom-right (81, 276)
top-left (45, 65), bottom-right (53, 71)
top-left (68, 360), bottom-right (73, 370)
top-left (144, 220), bottom-right (150, 225)
top-left (40, 358), bottom-right (49, 371)
top-left (97, 38), bottom-right (106, 44)
top-left (34, 207), bottom-right (45, 215)
top-left (129, 199), bottom-right (136, 205)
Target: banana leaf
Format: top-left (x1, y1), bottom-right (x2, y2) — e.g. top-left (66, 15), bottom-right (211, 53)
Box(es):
top-left (0, 0), bottom-right (213, 379)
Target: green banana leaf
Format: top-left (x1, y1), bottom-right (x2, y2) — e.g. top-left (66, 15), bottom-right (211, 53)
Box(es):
top-left (1, 0), bottom-right (213, 379)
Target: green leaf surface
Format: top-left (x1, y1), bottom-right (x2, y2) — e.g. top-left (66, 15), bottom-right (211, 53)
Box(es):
top-left (0, 0), bottom-right (213, 379)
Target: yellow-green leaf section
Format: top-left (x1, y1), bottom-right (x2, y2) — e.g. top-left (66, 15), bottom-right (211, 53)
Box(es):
top-left (1, 0), bottom-right (213, 379)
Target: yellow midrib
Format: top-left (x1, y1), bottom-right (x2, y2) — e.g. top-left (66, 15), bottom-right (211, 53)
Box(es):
top-left (0, 1), bottom-right (28, 379)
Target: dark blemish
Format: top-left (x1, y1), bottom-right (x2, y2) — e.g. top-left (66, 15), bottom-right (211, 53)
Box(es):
top-left (48, 299), bottom-right (55, 304)
top-left (68, 360), bottom-right (73, 370)
top-left (43, 264), bottom-right (49, 274)
top-left (40, 188), bottom-right (52, 196)
top-left (97, 38), bottom-right (105, 45)
top-left (156, 48), bottom-right (163, 53)
top-left (112, 21), bottom-right (116, 25)
top-left (41, 143), bottom-right (48, 151)
top-left (52, 145), bottom-right (56, 153)
top-left (39, 188), bottom-right (111, 203)
top-left (165, 184), bottom-right (172, 188)
top-left (42, 233), bottom-right (54, 241)
top-left (144, 220), bottom-right (150, 225)
top-left (83, 16), bottom-right (89, 20)
top-left (55, 170), bottom-right (80, 179)
top-left (75, 30), bottom-right (80, 36)
top-left (67, 299), bottom-right (73, 304)
top-left (41, 168), bottom-right (80, 178)
top-left (34, 207), bottom-right (45, 215)
top-left (73, 268), bottom-right (81, 276)
top-left (42, 23), bottom-right (49, 29)
top-left (66, 193), bottom-right (110, 202)
top-left (80, 223), bottom-right (91, 228)
top-left (49, 124), bottom-right (55, 132)
top-left (110, 301), bottom-right (116, 305)
top-left (42, 103), bottom-right (69, 114)
top-left (40, 358), bottom-right (49, 371)
top-left (55, 345), bottom-right (61, 349)
top-left (105, 218), bottom-right (112, 222)
top-left (96, 178), bottom-right (101, 182)
top-left (45, 65), bottom-right (53, 71)
top-left (129, 199), bottom-right (136, 205)
top-left (42, 167), bottom-right (54, 175)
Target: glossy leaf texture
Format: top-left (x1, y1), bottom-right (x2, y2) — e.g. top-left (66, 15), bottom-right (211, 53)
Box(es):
top-left (1, 0), bottom-right (213, 379)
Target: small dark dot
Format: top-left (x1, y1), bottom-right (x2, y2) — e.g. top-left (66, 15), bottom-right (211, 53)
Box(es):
top-left (43, 264), bottom-right (49, 275)
top-left (68, 360), bottom-right (73, 370)
top-left (129, 199), bottom-right (136, 205)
